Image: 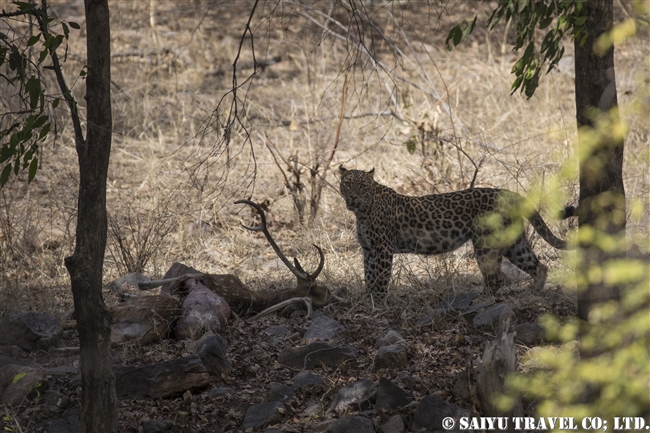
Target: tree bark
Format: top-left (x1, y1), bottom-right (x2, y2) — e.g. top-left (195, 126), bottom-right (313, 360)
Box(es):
top-left (573, 0), bottom-right (626, 321)
top-left (64, 1), bottom-right (118, 432)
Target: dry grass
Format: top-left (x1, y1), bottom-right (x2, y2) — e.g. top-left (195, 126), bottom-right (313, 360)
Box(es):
top-left (1, 1), bottom-right (648, 321)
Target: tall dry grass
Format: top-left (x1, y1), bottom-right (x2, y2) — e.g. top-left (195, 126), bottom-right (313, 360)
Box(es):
top-left (1, 1), bottom-right (647, 319)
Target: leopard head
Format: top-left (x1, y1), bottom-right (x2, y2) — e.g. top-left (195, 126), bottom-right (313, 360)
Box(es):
top-left (339, 165), bottom-right (375, 212)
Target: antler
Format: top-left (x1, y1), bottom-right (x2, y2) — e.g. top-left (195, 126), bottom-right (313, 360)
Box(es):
top-left (235, 200), bottom-right (324, 282)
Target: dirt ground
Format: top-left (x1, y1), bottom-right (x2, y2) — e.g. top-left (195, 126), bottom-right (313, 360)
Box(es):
top-left (0, 1), bottom-right (648, 432)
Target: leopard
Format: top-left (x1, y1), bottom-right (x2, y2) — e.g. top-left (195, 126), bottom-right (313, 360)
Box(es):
top-left (339, 165), bottom-right (573, 296)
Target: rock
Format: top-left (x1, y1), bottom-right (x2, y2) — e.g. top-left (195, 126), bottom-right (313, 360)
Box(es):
top-left (45, 365), bottom-right (78, 375)
top-left (109, 295), bottom-right (181, 345)
top-left (68, 375), bottom-right (81, 389)
top-left (185, 331), bottom-right (216, 353)
top-left (375, 329), bottom-right (405, 348)
top-left (380, 415), bottom-right (405, 433)
top-left (303, 316), bottom-right (346, 343)
top-left (268, 382), bottom-right (294, 403)
top-left (375, 377), bottom-right (413, 411)
top-left (1, 364), bottom-right (48, 406)
top-left (324, 415), bottom-right (375, 433)
top-left (412, 395), bottom-right (468, 432)
top-left (292, 371), bottom-right (324, 392)
top-left (197, 335), bottom-right (233, 376)
top-left (47, 405), bottom-right (80, 433)
top-left (440, 293), bottom-right (478, 311)
top-left (42, 389), bottom-right (70, 410)
top-left (301, 400), bottom-right (323, 417)
top-left (0, 312), bottom-right (63, 352)
top-left (452, 372), bottom-right (469, 401)
top-left (142, 420), bottom-right (172, 433)
top-left (278, 343), bottom-right (357, 370)
top-left (0, 354), bottom-right (28, 368)
top-left (374, 344), bottom-right (407, 369)
top-left (114, 355), bottom-right (210, 399)
top-left (241, 401), bottom-right (284, 431)
top-left (104, 272), bottom-right (150, 292)
top-left (264, 325), bottom-right (290, 337)
top-left (174, 279), bottom-right (231, 339)
top-left (327, 378), bottom-right (376, 414)
top-left (472, 302), bottom-right (514, 329)
top-left (515, 323), bottom-right (544, 345)
top-left (208, 386), bottom-right (233, 398)
top-left (415, 309), bottom-right (446, 327)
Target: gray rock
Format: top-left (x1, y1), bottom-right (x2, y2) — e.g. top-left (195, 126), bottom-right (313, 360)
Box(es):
top-left (197, 335), bottom-right (233, 376)
top-left (375, 329), bottom-right (405, 348)
top-left (327, 378), bottom-right (376, 414)
top-left (241, 401), bottom-right (283, 431)
top-left (264, 325), bottom-right (291, 337)
top-left (1, 364), bottom-right (49, 406)
top-left (292, 371), bottom-right (324, 391)
top-left (45, 365), bottom-right (78, 375)
top-left (415, 309), bottom-right (446, 327)
top-left (47, 405), bottom-right (80, 433)
top-left (515, 323), bottom-right (544, 345)
top-left (324, 415), bottom-right (375, 433)
top-left (208, 386), bottom-right (233, 398)
top-left (375, 377), bottom-right (413, 411)
top-left (0, 312), bottom-right (63, 352)
top-left (278, 342), bottom-right (357, 370)
top-left (0, 354), bottom-right (28, 369)
top-left (114, 355), bottom-right (210, 399)
top-left (268, 382), bottom-right (294, 403)
top-left (472, 302), bottom-right (514, 329)
top-left (374, 344), bottom-right (408, 370)
top-left (412, 395), bottom-right (468, 432)
top-left (440, 293), bottom-right (478, 311)
top-left (303, 316), bottom-right (346, 343)
top-left (380, 415), bottom-right (405, 433)
top-left (42, 389), bottom-right (70, 410)
top-left (301, 400), bottom-right (323, 417)
top-left (68, 374), bottom-right (81, 389)
top-left (452, 371), bottom-right (469, 400)
top-left (104, 272), bottom-right (150, 292)
top-left (142, 420), bottom-right (172, 433)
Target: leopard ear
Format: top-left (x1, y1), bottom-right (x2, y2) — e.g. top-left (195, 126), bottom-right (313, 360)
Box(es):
top-left (339, 165), bottom-right (347, 174)
top-left (367, 168), bottom-right (375, 177)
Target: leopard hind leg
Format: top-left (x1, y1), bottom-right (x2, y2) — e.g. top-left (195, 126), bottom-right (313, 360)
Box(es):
top-left (504, 236), bottom-right (548, 292)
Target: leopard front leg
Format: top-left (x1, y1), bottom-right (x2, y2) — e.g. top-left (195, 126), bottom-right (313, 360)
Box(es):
top-left (362, 246), bottom-right (394, 296)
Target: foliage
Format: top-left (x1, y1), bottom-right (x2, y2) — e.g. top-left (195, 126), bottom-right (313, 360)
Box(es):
top-left (447, 0), bottom-right (589, 98)
top-left (0, 1), bottom-right (80, 187)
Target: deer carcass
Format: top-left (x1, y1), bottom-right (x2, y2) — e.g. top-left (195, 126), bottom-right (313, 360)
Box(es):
top-left (139, 200), bottom-right (345, 321)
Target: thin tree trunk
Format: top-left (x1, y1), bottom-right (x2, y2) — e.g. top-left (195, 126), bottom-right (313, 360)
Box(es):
top-left (64, 1), bottom-right (118, 431)
top-left (573, 0), bottom-right (626, 321)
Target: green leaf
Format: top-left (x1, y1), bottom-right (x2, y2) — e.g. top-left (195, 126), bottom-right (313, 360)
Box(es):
top-left (39, 48), bottom-right (48, 64)
top-left (522, 41), bottom-right (535, 64)
top-left (405, 138), bottom-right (417, 155)
top-left (25, 76), bottom-right (42, 109)
top-left (15, 2), bottom-right (36, 12)
top-left (39, 123), bottom-right (51, 140)
top-left (11, 372), bottom-right (27, 384)
top-left (69, 21), bottom-right (81, 30)
top-left (463, 16), bottom-right (477, 39)
top-left (539, 16), bottom-right (553, 29)
top-left (52, 98), bottom-right (60, 108)
top-left (27, 33), bottom-right (41, 46)
top-left (0, 164), bottom-right (11, 187)
top-left (445, 25), bottom-right (462, 49)
top-left (28, 156), bottom-right (38, 182)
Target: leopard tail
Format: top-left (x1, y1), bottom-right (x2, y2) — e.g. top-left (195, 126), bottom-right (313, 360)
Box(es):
top-left (527, 210), bottom-right (571, 250)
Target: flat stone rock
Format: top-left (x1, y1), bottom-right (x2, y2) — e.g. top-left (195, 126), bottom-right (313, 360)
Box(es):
top-left (268, 382), bottom-right (294, 403)
top-left (142, 419), bottom-right (172, 433)
top-left (292, 371), bottom-right (324, 391)
top-left (375, 329), bottom-right (405, 348)
top-left (515, 323), bottom-right (544, 346)
top-left (114, 355), bottom-right (210, 399)
top-left (197, 335), bottom-right (233, 376)
top-left (1, 364), bottom-right (49, 406)
top-left (327, 378), bottom-right (376, 414)
top-left (375, 377), bottom-right (413, 411)
top-left (42, 389), bottom-right (70, 411)
top-left (264, 325), bottom-right (290, 337)
top-left (415, 309), bottom-right (446, 327)
top-left (47, 405), bottom-right (80, 433)
top-left (0, 312), bottom-right (63, 352)
top-left (241, 401), bottom-right (283, 431)
top-left (278, 342), bottom-right (357, 370)
top-left (208, 386), bottom-right (233, 398)
top-left (412, 395), bottom-right (468, 432)
top-left (374, 344), bottom-right (407, 370)
top-left (303, 316), bottom-right (346, 343)
top-left (380, 415), bottom-right (405, 433)
top-left (439, 293), bottom-right (478, 311)
top-left (324, 415), bottom-right (375, 433)
top-left (472, 302), bottom-right (514, 329)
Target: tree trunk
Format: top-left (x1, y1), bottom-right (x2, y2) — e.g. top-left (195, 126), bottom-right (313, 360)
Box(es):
top-left (573, 0), bottom-right (626, 321)
top-left (63, 1), bottom-right (118, 432)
